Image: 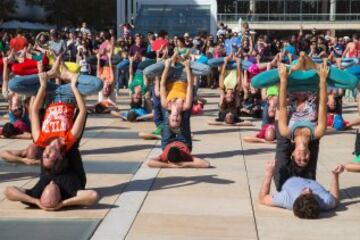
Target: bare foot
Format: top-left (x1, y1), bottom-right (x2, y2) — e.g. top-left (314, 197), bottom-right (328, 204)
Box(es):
top-left (292, 52), bottom-right (305, 71)
top-left (46, 56), bottom-right (61, 78)
top-left (59, 63), bottom-right (76, 82)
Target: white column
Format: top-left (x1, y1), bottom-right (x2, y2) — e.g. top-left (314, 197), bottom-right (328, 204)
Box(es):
top-left (330, 0), bottom-right (336, 21)
top-left (250, 0), bottom-right (255, 13)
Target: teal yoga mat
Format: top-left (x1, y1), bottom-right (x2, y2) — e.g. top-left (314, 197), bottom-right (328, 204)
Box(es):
top-left (251, 67), bottom-right (359, 92)
top-left (292, 58), bottom-right (359, 68)
top-left (346, 65), bottom-right (360, 80)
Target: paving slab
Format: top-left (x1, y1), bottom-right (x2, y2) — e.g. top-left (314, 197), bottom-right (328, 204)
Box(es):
top-left (0, 90), bottom-right (359, 239)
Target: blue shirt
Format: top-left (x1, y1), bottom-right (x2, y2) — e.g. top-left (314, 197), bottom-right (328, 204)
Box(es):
top-left (8, 112), bottom-right (31, 127)
top-left (284, 43), bottom-right (297, 56)
top-left (224, 37), bottom-right (241, 56)
top-left (121, 108), bottom-right (148, 119)
top-left (272, 177), bottom-right (337, 210)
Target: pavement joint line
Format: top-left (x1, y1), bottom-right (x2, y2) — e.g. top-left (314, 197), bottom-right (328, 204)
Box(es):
top-left (239, 128), bottom-right (260, 240)
top-left (0, 139), bottom-right (24, 151)
top-left (91, 143), bottom-right (162, 240)
top-left (80, 118), bottom-right (116, 146)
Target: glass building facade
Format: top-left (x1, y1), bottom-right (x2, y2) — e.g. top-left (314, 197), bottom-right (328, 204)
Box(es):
top-left (135, 5), bottom-right (212, 36)
top-left (217, 0), bottom-right (360, 22)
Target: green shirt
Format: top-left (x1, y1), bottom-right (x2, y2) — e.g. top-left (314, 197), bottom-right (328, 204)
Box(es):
top-left (129, 72), bottom-right (147, 95)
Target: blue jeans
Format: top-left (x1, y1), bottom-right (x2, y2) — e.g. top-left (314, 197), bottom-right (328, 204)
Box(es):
top-left (161, 108), bottom-right (192, 151)
top-left (261, 100), bottom-right (270, 126)
top-left (151, 84), bottom-right (164, 127)
top-left (115, 59), bottom-right (130, 89)
top-left (143, 61), bottom-right (210, 79)
top-left (9, 74), bottom-right (103, 104)
top-left (207, 57), bottom-right (252, 70)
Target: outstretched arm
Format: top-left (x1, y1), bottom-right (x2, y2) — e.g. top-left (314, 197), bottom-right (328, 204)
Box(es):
top-left (177, 157), bottom-right (210, 168)
top-left (107, 50), bottom-right (114, 85)
top-left (147, 156), bottom-right (179, 168)
top-left (183, 60), bottom-right (194, 111)
top-left (235, 57), bottom-right (242, 92)
top-left (219, 56), bottom-right (229, 90)
top-left (30, 73), bottom-right (48, 141)
top-left (329, 165), bottom-right (344, 205)
top-left (160, 59), bottom-right (172, 108)
top-left (2, 54), bottom-right (11, 98)
top-left (277, 64), bottom-right (290, 138)
top-left (314, 61), bottom-right (328, 139)
top-left (96, 52), bottom-right (102, 78)
top-left (259, 160), bottom-right (276, 206)
top-left (70, 75), bottom-right (87, 139)
top-left (128, 57), bottom-right (134, 87)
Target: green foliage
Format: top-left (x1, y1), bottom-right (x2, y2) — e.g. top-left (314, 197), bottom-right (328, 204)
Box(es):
top-left (25, 0), bottom-right (116, 29)
top-left (0, 0), bottom-right (18, 22)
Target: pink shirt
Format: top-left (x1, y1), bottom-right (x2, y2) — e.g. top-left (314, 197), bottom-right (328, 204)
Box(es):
top-left (99, 41), bottom-right (110, 61)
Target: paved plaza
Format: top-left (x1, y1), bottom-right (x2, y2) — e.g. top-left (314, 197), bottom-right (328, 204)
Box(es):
top-left (0, 89), bottom-right (359, 240)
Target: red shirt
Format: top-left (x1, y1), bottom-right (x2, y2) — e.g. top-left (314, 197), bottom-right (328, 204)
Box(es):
top-left (152, 38), bottom-right (169, 52)
top-left (10, 36), bottom-right (28, 52)
top-left (159, 141), bottom-right (193, 162)
top-left (35, 102), bottom-right (77, 151)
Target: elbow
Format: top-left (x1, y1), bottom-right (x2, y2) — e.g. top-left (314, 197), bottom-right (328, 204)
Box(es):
top-left (147, 160), bottom-right (157, 168)
top-left (200, 161), bottom-right (210, 168)
top-left (258, 195), bottom-right (266, 205)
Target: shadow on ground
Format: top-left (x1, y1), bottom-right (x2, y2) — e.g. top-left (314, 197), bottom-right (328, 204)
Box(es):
top-left (196, 148), bottom-right (274, 159)
top-left (93, 175), bottom-right (234, 198)
top-left (81, 144), bottom-right (155, 155)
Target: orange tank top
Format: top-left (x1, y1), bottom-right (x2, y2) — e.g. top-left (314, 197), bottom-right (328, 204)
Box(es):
top-left (100, 66), bottom-right (113, 82)
top-left (35, 102), bottom-right (77, 151)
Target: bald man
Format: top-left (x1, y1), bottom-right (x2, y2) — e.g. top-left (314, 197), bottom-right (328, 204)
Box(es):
top-left (4, 148), bottom-right (98, 211)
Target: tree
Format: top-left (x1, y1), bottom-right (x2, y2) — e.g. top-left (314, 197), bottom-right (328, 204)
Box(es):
top-left (0, 0), bottom-right (18, 23)
top-left (25, 0), bottom-right (116, 29)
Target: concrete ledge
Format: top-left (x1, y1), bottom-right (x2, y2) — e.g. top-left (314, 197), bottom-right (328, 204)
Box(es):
top-left (91, 147), bottom-right (162, 240)
top-left (227, 22), bottom-right (360, 30)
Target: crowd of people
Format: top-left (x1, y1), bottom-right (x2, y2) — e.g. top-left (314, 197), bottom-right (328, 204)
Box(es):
top-left (0, 20), bottom-right (360, 218)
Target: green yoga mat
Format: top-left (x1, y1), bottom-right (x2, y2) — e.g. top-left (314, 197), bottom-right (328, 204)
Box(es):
top-left (251, 67), bottom-right (359, 92)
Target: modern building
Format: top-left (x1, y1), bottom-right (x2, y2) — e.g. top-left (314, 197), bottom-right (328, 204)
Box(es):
top-left (116, 0), bottom-right (218, 37)
top-left (7, 0), bottom-right (46, 22)
top-left (217, 0), bottom-right (360, 32)
top-left (117, 0), bottom-right (359, 36)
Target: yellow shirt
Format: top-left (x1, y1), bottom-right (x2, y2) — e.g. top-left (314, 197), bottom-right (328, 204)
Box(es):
top-left (166, 81), bottom-right (188, 103)
top-left (224, 70), bottom-right (238, 90)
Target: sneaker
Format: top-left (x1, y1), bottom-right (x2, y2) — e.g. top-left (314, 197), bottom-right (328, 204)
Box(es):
top-left (151, 124), bottom-right (163, 136)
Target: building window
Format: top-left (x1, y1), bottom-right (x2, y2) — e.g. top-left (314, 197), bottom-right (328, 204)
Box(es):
top-left (269, 0), bottom-right (284, 14)
top-left (336, 0), bottom-right (351, 13)
top-left (352, 0), bottom-right (360, 13)
top-left (285, 0), bottom-right (301, 14)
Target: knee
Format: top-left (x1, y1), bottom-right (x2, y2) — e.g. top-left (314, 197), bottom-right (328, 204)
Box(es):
top-left (4, 186), bottom-right (11, 197)
top-left (8, 77), bottom-right (20, 92)
top-left (93, 77), bottom-right (104, 92)
top-left (4, 186), bottom-right (15, 200)
top-left (87, 190), bottom-right (99, 205)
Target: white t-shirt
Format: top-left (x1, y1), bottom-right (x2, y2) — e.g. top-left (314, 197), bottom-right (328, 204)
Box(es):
top-left (80, 27), bottom-right (91, 35)
top-left (79, 59), bottom-right (88, 73)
